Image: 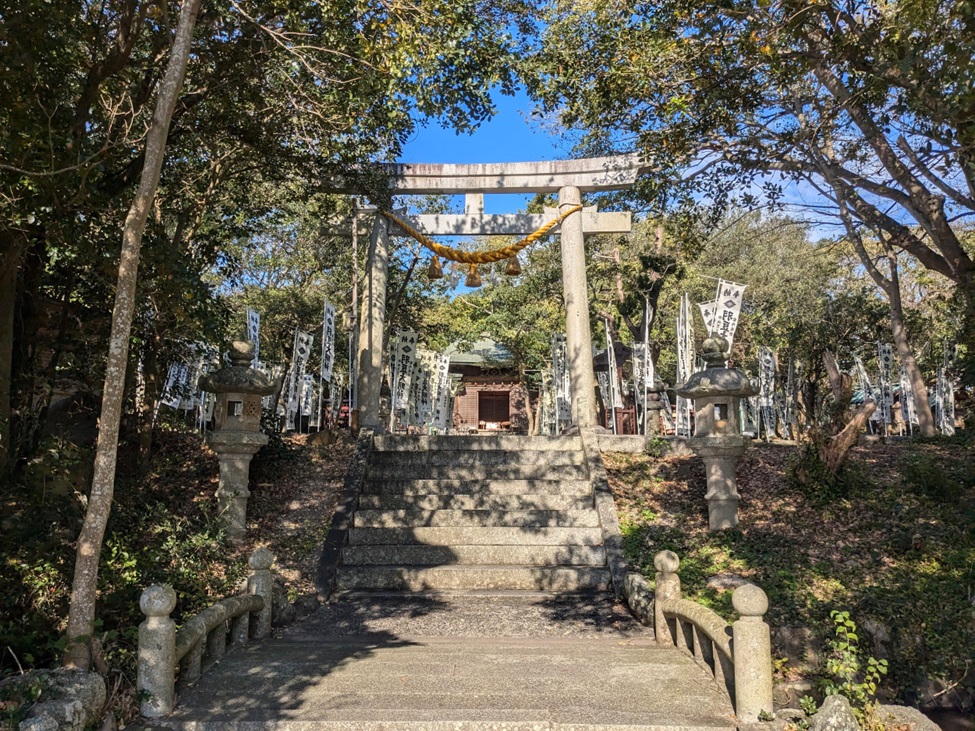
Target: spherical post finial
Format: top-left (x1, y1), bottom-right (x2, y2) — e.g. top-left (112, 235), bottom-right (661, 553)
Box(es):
top-left (229, 340), bottom-right (256, 366)
top-left (732, 583), bottom-right (769, 618)
top-left (701, 336), bottom-right (729, 367)
top-left (249, 547), bottom-right (274, 571)
top-left (653, 550), bottom-right (680, 574)
top-left (140, 584), bottom-right (177, 617)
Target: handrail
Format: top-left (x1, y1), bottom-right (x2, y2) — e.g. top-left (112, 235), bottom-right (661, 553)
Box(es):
top-left (137, 548), bottom-right (275, 718)
top-left (660, 596), bottom-right (733, 662)
top-left (175, 594), bottom-right (265, 661)
top-left (622, 551), bottom-right (774, 724)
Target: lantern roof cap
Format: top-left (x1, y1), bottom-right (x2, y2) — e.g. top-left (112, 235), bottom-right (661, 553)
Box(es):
top-left (676, 337), bottom-right (757, 398)
top-left (198, 341), bottom-right (281, 396)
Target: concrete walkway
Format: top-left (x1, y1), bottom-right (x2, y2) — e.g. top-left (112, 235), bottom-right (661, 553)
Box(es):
top-left (169, 594), bottom-right (737, 731)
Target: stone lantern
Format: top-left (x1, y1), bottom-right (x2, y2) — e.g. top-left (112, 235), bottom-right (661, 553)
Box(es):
top-left (644, 378), bottom-right (668, 436)
top-left (676, 336), bottom-right (758, 530)
top-left (198, 341), bottom-right (282, 541)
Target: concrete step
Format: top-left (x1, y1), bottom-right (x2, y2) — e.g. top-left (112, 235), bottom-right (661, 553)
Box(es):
top-left (367, 463), bottom-right (588, 481)
top-left (353, 509), bottom-right (600, 529)
top-left (335, 565), bottom-right (613, 592)
top-left (347, 526), bottom-right (605, 546)
top-left (370, 449), bottom-right (586, 467)
top-left (341, 544), bottom-right (608, 567)
top-left (362, 478), bottom-right (592, 497)
top-left (171, 632), bottom-right (736, 730)
top-left (372, 435), bottom-right (583, 452)
top-left (357, 493), bottom-right (593, 511)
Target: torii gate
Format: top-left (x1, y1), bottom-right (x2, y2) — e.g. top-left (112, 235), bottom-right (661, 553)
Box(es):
top-left (354, 154), bottom-right (645, 432)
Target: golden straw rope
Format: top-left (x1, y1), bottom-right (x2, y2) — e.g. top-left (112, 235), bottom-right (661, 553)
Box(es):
top-left (381, 204), bottom-right (583, 265)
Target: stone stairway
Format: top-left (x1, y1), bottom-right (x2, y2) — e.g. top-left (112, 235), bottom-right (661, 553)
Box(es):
top-left (164, 435), bottom-right (739, 731)
top-left (334, 435), bottom-right (613, 594)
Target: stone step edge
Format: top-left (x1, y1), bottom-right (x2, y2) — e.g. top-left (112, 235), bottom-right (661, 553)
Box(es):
top-left (353, 509), bottom-right (601, 528)
top-left (362, 480), bottom-right (592, 496)
top-left (170, 720), bottom-right (734, 731)
top-left (371, 436), bottom-right (584, 451)
top-left (347, 527), bottom-right (605, 546)
top-left (341, 544), bottom-right (607, 565)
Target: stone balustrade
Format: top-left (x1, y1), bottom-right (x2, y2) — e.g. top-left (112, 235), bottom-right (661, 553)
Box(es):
top-left (623, 550), bottom-right (773, 724)
top-left (137, 548), bottom-right (275, 718)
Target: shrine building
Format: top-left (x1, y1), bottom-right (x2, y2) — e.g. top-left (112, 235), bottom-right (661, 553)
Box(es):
top-left (445, 337), bottom-right (534, 433)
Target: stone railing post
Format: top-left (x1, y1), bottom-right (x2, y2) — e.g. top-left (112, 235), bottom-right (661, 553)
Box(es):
top-left (138, 585), bottom-right (177, 718)
top-left (732, 584), bottom-right (774, 722)
top-left (246, 548), bottom-right (274, 639)
top-left (653, 550), bottom-right (681, 644)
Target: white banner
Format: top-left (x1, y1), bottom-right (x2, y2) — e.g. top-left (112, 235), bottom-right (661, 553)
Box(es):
top-left (596, 370), bottom-right (610, 417)
top-left (741, 395), bottom-right (760, 437)
top-left (415, 348), bottom-right (437, 421)
top-left (660, 390), bottom-right (676, 433)
top-left (161, 362), bottom-right (190, 409)
top-left (300, 374), bottom-right (315, 417)
top-left (551, 334), bottom-right (571, 426)
top-left (676, 293), bottom-right (694, 437)
top-left (758, 347), bottom-right (776, 440)
top-left (321, 301), bottom-right (336, 383)
top-left (540, 370), bottom-right (556, 435)
top-left (877, 343), bottom-right (894, 426)
top-left (633, 343), bottom-right (647, 406)
top-left (898, 365), bottom-right (918, 428)
top-left (286, 330), bottom-right (314, 430)
top-left (246, 308), bottom-right (261, 368)
top-left (711, 279), bottom-right (747, 351)
top-left (432, 352), bottom-right (452, 431)
top-left (604, 321), bottom-right (623, 411)
top-left (698, 300), bottom-right (717, 335)
top-left (391, 330), bottom-right (418, 421)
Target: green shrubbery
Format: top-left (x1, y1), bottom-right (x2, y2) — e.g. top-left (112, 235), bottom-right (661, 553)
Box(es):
top-left (606, 439), bottom-right (975, 708)
top-left (0, 430), bottom-right (242, 678)
top-left (785, 441), bottom-right (868, 505)
top-left (900, 451), bottom-right (975, 502)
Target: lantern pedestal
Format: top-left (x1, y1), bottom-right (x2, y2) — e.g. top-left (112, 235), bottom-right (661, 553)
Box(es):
top-left (687, 435), bottom-right (750, 529)
top-left (199, 341), bottom-right (281, 542)
top-left (677, 337), bottom-right (757, 532)
top-left (208, 432), bottom-right (268, 541)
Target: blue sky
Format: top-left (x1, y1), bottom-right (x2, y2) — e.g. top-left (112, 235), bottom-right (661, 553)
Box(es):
top-left (398, 88), bottom-right (582, 216)
top-left (400, 88), bottom-right (568, 166)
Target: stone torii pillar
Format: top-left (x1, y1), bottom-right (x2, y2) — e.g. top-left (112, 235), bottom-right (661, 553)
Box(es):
top-left (558, 185), bottom-right (597, 428)
top-left (357, 213), bottom-right (389, 431)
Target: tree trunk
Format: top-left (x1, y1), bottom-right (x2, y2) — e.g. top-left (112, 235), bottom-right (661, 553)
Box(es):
top-left (820, 400), bottom-right (876, 476)
top-left (63, 0), bottom-right (202, 670)
top-left (886, 254), bottom-right (935, 436)
top-left (0, 230), bottom-right (28, 476)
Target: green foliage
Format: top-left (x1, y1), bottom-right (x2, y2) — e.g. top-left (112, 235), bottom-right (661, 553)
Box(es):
top-left (251, 408), bottom-right (295, 482)
top-left (799, 695), bottom-right (818, 717)
top-left (605, 439), bottom-right (975, 705)
top-left (821, 610), bottom-right (888, 720)
top-left (0, 432), bottom-right (242, 676)
top-left (899, 451), bottom-right (975, 502)
top-left (645, 437), bottom-right (670, 458)
top-left (785, 442), bottom-right (867, 505)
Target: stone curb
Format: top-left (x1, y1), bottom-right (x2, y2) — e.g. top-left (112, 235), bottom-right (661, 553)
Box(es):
top-left (622, 571), bottom-right (655, 626)
top-left (315, 428), bottom-right (374, 600)
top-left (579, 428), bottom-right (628, 597)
